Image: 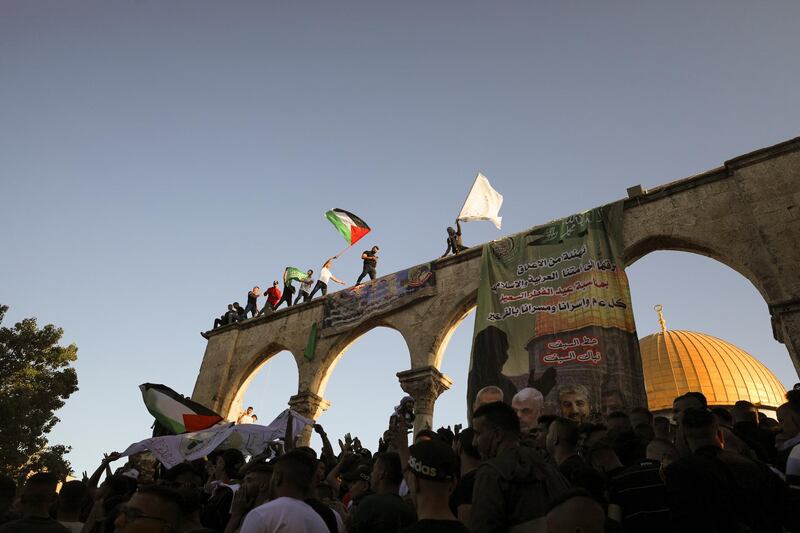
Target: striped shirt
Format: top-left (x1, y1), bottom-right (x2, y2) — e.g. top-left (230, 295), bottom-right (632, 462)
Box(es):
top-left (607, 459), bottom-right (670, 533)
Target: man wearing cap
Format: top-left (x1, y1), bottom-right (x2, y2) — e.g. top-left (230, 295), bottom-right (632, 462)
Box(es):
top-left (401, 439), bottom-right (469, 532)
top-left (349, 453), bottom-right (416, 533)
top-left (259, 281), bottom-right (282, 314)
top-left (341, 463), bottom-right (373, 514)
top-left (471, 401), bottom-right (570, 533)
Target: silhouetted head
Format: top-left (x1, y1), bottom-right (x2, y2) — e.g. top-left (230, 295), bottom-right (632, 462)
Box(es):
top-left (473, 326), bottom-right (510, 370)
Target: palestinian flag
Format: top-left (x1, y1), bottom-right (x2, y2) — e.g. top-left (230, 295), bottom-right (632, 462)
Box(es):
top-left (140, 383), bottom-right (223, 434)
top-left (325, 208), bottom-right (371, 246)
top-left (284, 267), bottom-right (309, 284)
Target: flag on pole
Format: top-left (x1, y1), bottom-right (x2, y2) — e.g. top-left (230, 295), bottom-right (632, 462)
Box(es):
top-left (457, 173), bottom-right (503, 229)
top-left (284, 267), bottom-right (309, 284)
top-left (140, 383), bottom-right (223, 434)
top-left (325, 208), bottom-right (371, 246)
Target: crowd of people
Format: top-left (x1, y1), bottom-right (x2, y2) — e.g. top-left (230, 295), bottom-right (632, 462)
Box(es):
top-left (211, 248), bottom-right (378, 330)
top-left (3, 383), bottom-right (800, 533)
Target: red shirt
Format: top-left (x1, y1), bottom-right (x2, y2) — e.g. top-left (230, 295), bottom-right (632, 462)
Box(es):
top-left (266, 287), bottom-right (282, 306)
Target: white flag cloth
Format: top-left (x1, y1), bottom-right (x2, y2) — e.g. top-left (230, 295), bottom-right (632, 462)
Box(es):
top-left (458, 173), bottom-right (503, 229)
top-left (120, 409), bottom-right (313, 469)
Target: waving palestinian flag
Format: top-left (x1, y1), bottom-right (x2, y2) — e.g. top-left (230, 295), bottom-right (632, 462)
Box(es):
top-left (284, 267), bottom-right (309, 283)
top-left (140, 383), bottom-right (223, 435)
top-left (325, 208), bottom-right (371, 246)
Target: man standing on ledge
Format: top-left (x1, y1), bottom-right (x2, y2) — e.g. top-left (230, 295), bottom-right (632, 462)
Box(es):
top-left (441, 220), bottom-right (467, 257)
top-left (356, 245), bottom-right (379, 285)
top-left (242, 286), bottom-right (260, 319)
top-left (259, 281), bottom-right (281, 314)
top-left (309, 258), bottom-right (346, 300)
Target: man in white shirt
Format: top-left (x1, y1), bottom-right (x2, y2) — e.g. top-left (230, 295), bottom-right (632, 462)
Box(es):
top-left (237, 406), bottom-right (255, 425)
top-left (308, 258), bottom-right (346, 300)
top-left (240, 451), bottom-right (329, 533)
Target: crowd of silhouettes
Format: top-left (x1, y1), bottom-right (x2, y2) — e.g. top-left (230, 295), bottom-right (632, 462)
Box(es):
top-left (3, 385), bottom-right (800, 532)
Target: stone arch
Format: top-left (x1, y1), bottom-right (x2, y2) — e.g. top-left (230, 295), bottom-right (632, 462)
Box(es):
top-left (430, 289), bottom-right (478, 370)
top-left (311, 322), bottom-right (412, 398)
top-left (227, 345), bottom-right (300, 421)
top-left (624, 233), bottom-right (773, 306)
top-left (224, 341), bottom-right (301, 421)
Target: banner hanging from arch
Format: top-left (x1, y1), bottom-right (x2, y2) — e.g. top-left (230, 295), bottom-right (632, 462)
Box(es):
top-left (467, 202), bottom-right (646, 420)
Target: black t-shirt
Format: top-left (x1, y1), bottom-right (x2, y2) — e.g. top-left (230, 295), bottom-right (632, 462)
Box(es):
top-left (400, 519), bottom-right (470, 533)
top-left (247, 291), bottom-right (258, 307)
top-left (362, 250), bottom-right (377, 267)
top-left (305, 498), bottom-right (339, 533)
top-left (349, 493), bottom-right (416, 533)
top-left (558, 454), bottom-right (607, 504)
top-left (0, 517), bottom-right (70, 533)
top-left (449, 470), bottom-right (476, 514)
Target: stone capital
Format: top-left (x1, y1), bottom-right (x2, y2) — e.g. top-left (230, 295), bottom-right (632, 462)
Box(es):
top-left (289, 391), bottom-right (331, 421)
top-left (396, 366), bottom-right (453, 411)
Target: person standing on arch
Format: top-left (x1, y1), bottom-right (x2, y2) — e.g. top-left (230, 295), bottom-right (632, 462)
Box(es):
top-left (441, 220), bottom-right (468, 257)
top-left (242, 286), bottom-right (261, 319)
top-left (308, 258), bottom-right (346, 300)
top-left (294, 269), bottom-right (315, 305)
top-left (356, 245), bottom-right (379, 285)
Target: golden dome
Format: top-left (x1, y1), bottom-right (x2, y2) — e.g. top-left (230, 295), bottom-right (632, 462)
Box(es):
top-left (639, 314), bottom-right (786, 413)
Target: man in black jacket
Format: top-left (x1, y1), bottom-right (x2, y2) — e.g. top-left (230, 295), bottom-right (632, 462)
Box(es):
top-left (664, 408), bottom-right (799, 532)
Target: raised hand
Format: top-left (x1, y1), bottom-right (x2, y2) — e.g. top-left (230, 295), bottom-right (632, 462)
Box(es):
top-left (338, 432), bottom-right (354, 454)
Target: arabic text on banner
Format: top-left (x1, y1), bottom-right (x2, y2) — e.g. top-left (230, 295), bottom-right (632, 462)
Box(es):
top-left (467, 202), bottom-right (646, 420)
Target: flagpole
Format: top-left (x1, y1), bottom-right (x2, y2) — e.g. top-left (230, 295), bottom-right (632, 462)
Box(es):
top-left (333, 241), bottom-right (357, 260)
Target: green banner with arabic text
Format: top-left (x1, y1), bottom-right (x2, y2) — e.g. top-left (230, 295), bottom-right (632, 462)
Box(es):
top-left (467, 202), bottom-right (646, 423)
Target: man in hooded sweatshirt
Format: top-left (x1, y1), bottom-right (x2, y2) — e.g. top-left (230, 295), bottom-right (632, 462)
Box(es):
top-left (470, 401), bottom-right (570, 533)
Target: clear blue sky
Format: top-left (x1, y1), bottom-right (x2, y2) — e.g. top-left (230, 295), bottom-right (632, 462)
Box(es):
top-left (2, 1), bottom-right (798, 476)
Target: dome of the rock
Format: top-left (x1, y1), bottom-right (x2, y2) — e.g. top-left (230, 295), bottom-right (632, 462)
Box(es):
top-left (639, 308), bottom-right (786, 415)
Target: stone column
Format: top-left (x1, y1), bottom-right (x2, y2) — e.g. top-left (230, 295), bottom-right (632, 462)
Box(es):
top-left (397, 366), bottom-right (453, 436)
top-left (771, 301), bottom-right (800, 378)
top-left (289, 391), bottom-right (331, 446)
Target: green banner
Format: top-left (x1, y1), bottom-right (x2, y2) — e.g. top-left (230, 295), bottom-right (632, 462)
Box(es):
top-left (467, 202), bottom-right (646, 422)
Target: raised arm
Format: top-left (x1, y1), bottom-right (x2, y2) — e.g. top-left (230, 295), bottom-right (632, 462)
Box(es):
top-left (87, 452), bottom-right (121, 494)
top-left (314, 424), bottom-right (336, 466)
top-left (456, 219), bottom-right (462, 236)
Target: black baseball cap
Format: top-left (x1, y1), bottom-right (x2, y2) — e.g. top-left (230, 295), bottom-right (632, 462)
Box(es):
top-left (341, 463), bottom-right (371, 483)
top-left (407, 439), bottom-right (457, 482)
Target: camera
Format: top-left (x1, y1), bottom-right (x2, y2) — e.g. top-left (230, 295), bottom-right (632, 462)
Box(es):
top-left (393, 396), bottom-right (416, 425)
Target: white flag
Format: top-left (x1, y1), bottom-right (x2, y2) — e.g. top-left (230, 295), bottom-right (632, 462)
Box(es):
top-left (458, 173), bottom-right (503, 229)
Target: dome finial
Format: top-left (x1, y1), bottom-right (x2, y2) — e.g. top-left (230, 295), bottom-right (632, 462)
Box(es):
top-left (654, 304), bottom-right (667, 334)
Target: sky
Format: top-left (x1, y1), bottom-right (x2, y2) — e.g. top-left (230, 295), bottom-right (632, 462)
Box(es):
top-left (1, 1), bottom-right (799, 476)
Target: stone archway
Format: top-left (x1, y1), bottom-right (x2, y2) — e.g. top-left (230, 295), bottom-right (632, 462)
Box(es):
top-left (193, 136), bottom-right (800, 439)
top-left (621, 140), bottom-right (800, 374)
